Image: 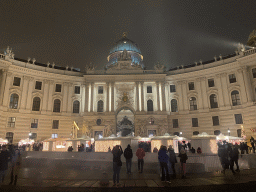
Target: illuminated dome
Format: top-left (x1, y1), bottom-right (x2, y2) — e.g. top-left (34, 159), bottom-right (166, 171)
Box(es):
top-left (107, 33), bottom-right (144, 68)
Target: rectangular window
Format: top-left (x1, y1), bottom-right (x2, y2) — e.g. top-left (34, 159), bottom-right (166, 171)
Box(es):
top-left (13, 77), bottom-right (21, 86)
top-left (52, 133), bottom-right (58, 139)
top-left (192, 118), bottom-right (198, 127)
top-left (98, 86), bottom-right (103, 94)
top-left (29, 133), bottom-right (37, 140)
top-left (147, 86), bottom-right (152, 93)
top-left (7, 117), bottom-right (16, 127)
top-left (52, 120), bottom-right (59, 129)
top-left (31, 119), bottom-right (38, 128)
top-left (252, 68), bottom-right (256, 78)
top-left (148, 130), bottom-right (156, 137)
top-left (55, 84), bottom-right (62, 92)
top-left (208, 79), bottom-right (215, 87)
top-left (170, 85), bottom-right (176, 92)
top-left (173, 119), bottom-right (179, 128)
top-left (229, 74), bottom-right (236, 83)
top-left (212, 116), bottom-right (219, 126)
top-left (35, 81), bottom-right (42, 90)
top-left (235, 114), bottom-right (243, 124)
top-left (75, 86), bottom-right (80, 94)
top-left (188, 82), bottom-right (194, 90)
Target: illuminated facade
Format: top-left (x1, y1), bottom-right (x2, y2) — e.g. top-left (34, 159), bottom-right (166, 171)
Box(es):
top-left (1, 32), bottom-right (256, 143)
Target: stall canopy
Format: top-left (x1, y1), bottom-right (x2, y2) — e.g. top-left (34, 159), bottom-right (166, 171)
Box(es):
top-left (19, 138), bottom-right (35, 145)
top-left (0, 138), bottom-right (8, 144)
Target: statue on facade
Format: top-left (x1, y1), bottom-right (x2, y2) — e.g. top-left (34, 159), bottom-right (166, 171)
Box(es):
top-left (104, 124), bottom-right (113, 137)
top-left (154, 62), bottom-right (165, 70)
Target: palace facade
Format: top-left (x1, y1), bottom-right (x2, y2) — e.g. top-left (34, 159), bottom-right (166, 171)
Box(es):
top-left (1, 31), bottom-right (256, 143)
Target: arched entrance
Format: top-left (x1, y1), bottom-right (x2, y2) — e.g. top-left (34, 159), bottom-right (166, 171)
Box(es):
top-left (116, 107), bottom-right (134, 137)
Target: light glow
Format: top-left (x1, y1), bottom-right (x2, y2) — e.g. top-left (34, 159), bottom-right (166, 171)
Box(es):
top-left (151, 140), bottom-right (162, 153)
top-left (95, 140), bottom-right (121, 152)
top-left (159, 83), bottom-right (162, 111)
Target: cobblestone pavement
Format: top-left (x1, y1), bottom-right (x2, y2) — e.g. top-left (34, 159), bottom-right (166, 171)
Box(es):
top-left (1, 160), bottom-right (256, 191)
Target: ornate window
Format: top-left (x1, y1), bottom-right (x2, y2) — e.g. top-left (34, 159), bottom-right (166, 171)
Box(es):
top-left (53, 99), bottom-right (61, 112)
top-left (188, 82), bottom-right (195, 90)
top-left (73, 100), bottom-right (80, 113)
top-left (189, 97), bottom-right (197, 110)
top-left (212, 116), bottom-right (219, 126)
top-left (252, 68), bottom-right (256, 78)
top-left (55, 84), bottom-right (62, 92)
top-left (170, 85), bottom-right (176, 92)
top-left (98, 86), bottom-right (103, 94)
top-left (147, 100), bottom-right (153, 111)
top-left (147, 86), bottom-right (152, 93)
top-left (229, 74), bottom-right (236, 83)
top-left (210, 94), bottom-right (218, 108)
top-left (75, 86), bottom-right (80, 94)
top-left (208, 79), bottom-right (214, 87)
top-left (231, 90), bottom-right (241, 106)
top-left (6, 132), bottom-right (14, 143)
top-left (7, 117), bottom-right (16, 128)
top-left (13, 77), bottom-right (21, 86)
top-left (171, 99), bottom-right (178, 112)
top-left (97, 100), bottom-right (104, 112)
top-left (32, 97), bottom-right (41, 111)
top-left (35, 81), bottom-right (42, 90)
top-left (9, 94), bottom-right (19, 109)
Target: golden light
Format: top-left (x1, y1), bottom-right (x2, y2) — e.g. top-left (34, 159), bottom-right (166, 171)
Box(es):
top-left (151, 140), bottom-right (162, 153)
top-left (167, 140), bottom-right (174, 147)
top-left (95, 140), bottom-right (121, 152)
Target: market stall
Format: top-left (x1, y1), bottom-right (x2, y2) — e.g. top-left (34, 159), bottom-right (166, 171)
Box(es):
top-left (216, 134), bottom-right (245, 145)
top-left (151, 133), bottom-right (186, 153)
top-left (43, 138), bottom-right (70, 151)
top-left (191, 132), bottom-right (218, 154)
top-left (66, 137), bottom-right (92, 152)
top-left (0, 138), bottom-right (8, 145)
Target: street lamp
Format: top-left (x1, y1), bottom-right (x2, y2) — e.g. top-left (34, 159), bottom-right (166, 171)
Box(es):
top-left (180, 132), bottom-right (182, 135)
top-left (228, 128), bottom-right (230, 136)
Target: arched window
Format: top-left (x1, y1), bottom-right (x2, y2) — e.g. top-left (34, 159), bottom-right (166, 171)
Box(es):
top-left (53, 99), bottom-right (61, 112)
top-left (214, 130), bottom-right (221, 136)
top-left (210, 94), bottom-right (218, 108)
top-left (231, 90), bottom-right (241, 106)
top-left (9, 94), bottom-right (19, 109)
top-left (193, 131), bottom-right (199, 135)
top-left (147, 100), bottom-right (153, 111)
top-left (97, 100), bottom-right (103, 112)
top-left (32, 97), bottom-right (41, 111)
top-left (171, 99), bottom-right (178, 112)
top-left (73, 100), bottom-right (80, 113)
top-left (189, 97), bottom-right (197, 110)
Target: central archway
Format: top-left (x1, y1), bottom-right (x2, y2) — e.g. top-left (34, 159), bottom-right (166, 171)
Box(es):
top-left (116, 106), bottom-right (135, 137)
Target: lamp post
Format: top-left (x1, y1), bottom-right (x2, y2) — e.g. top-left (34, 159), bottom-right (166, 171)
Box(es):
top-left (228, 128), bottom-right (230, 136)
top-left (180, 132), bottom-right (182, 136)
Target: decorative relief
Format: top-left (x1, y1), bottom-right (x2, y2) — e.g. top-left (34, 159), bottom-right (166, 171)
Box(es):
top-left (24, 76), bottom-right (31, 81)
top-left (115, 83), bottom-right (135, 109)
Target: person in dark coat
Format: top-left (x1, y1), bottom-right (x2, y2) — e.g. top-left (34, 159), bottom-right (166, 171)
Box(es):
top-left (197, 147), bottom-right (202, 154)
top-left (191, 147), bottom-right (196, 153)
top-left (178, 148), bottom-right (188, 179)
top-left (218, 142), bottom-right (229, 174)
top-left (112, 145), bottom-right (123, 186)
top-left (244, 142), bottom-right (249, 154)
top-left (168, 146), bottom-right (177, 178)
top-left (230, 144), bottom-right (240, 173)
top-left (124, 144), bottom-right (133, 174)
top-left (251, 141), bottom-right (255, 153)
top-left (158, 146), bottom-right (170, 182)
top-left (0, 145), bottom-right (11, 185)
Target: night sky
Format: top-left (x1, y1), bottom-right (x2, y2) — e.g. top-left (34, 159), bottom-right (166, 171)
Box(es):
top-left (0, 0), bottom-right (255, 71)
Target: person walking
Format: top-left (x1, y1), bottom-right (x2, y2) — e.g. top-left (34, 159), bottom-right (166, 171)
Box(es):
top-left (168, 146), bottom-right (177, 179)
top-left (0, 145), bottom-right (11, 185)
top-left (112, 145), bottom-right (123, 186)
top-left (178, 148), bottom-right (188, 179)
top-left (124, 144), bottom-right (133, 174)
top-left (136, 144), bottom-right (145, 173)
top-left (9, 149), bottom-right (22, 185)
top-left (230, 144), bottom-right (240, 173)
top-left (158, 146), bottom-right (170, 182)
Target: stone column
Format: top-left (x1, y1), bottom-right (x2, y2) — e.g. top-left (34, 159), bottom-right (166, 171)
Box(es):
top-left (20, 76), bottom-right (30, 109)
top-left (26, 77), bottom-right (34, 110)
top-left (141, 82), bottom-right (144, 111)
top-left (62, 82), bottom-right (69, 112)
top-left (156, 82), bottom-right (160, 111)
top-left (200, 78), bottom-right (208, 109)
top-left (111, 82), bottom-right (115, 112)
top-left (182, 81), bottom-right (188, 110)
top-left (42, 80), bottom-right (49, 111)
top-left (106, 83), bottom-right (109, 112)
top-left (0, 69), bottom-right (7, 105)
top-left (47, 80), bottom-right (54, 112)
top-left (237, 69), bottom-right (247, 104)
top-left (176, 81), bottom-right (183, 111)
top-left (195, 78), bottom-right (203, 109)
top-left (161, 82), bottom-right (166, 111)
top-left (84, 84), bottom-right (89, 112)
top-left (220, 73), bottom-right (230, 106)
top-left (2, 72), bottom-right (13, 107)
top-left (81, 84), bottom-right (86, 113)
top-left (242, 66), bottom-right (253, 102)
top-left (136, 82), bottom-right (140, 111)
top-left (67, 83), bottom-right (73, 113)
top-left (165, 83), bottom-right (169, 112)
top-left (215, 74), bottom-right (224, 107)
top-left (90, 83), bottom-right (94, 112)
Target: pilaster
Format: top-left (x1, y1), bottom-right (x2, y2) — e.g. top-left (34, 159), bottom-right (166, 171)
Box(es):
top-left (2, 72), bottom-right (12, 107)
top-left (20, 76), bottom-right (30, 109)
top-left (25, 77), bottom-right (34, 110)
top-left (215, 74), bottom-right (224, 107)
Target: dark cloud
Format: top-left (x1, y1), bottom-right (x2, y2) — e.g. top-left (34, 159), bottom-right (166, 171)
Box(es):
top-left (0, 0), bottom-right (255, 71)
